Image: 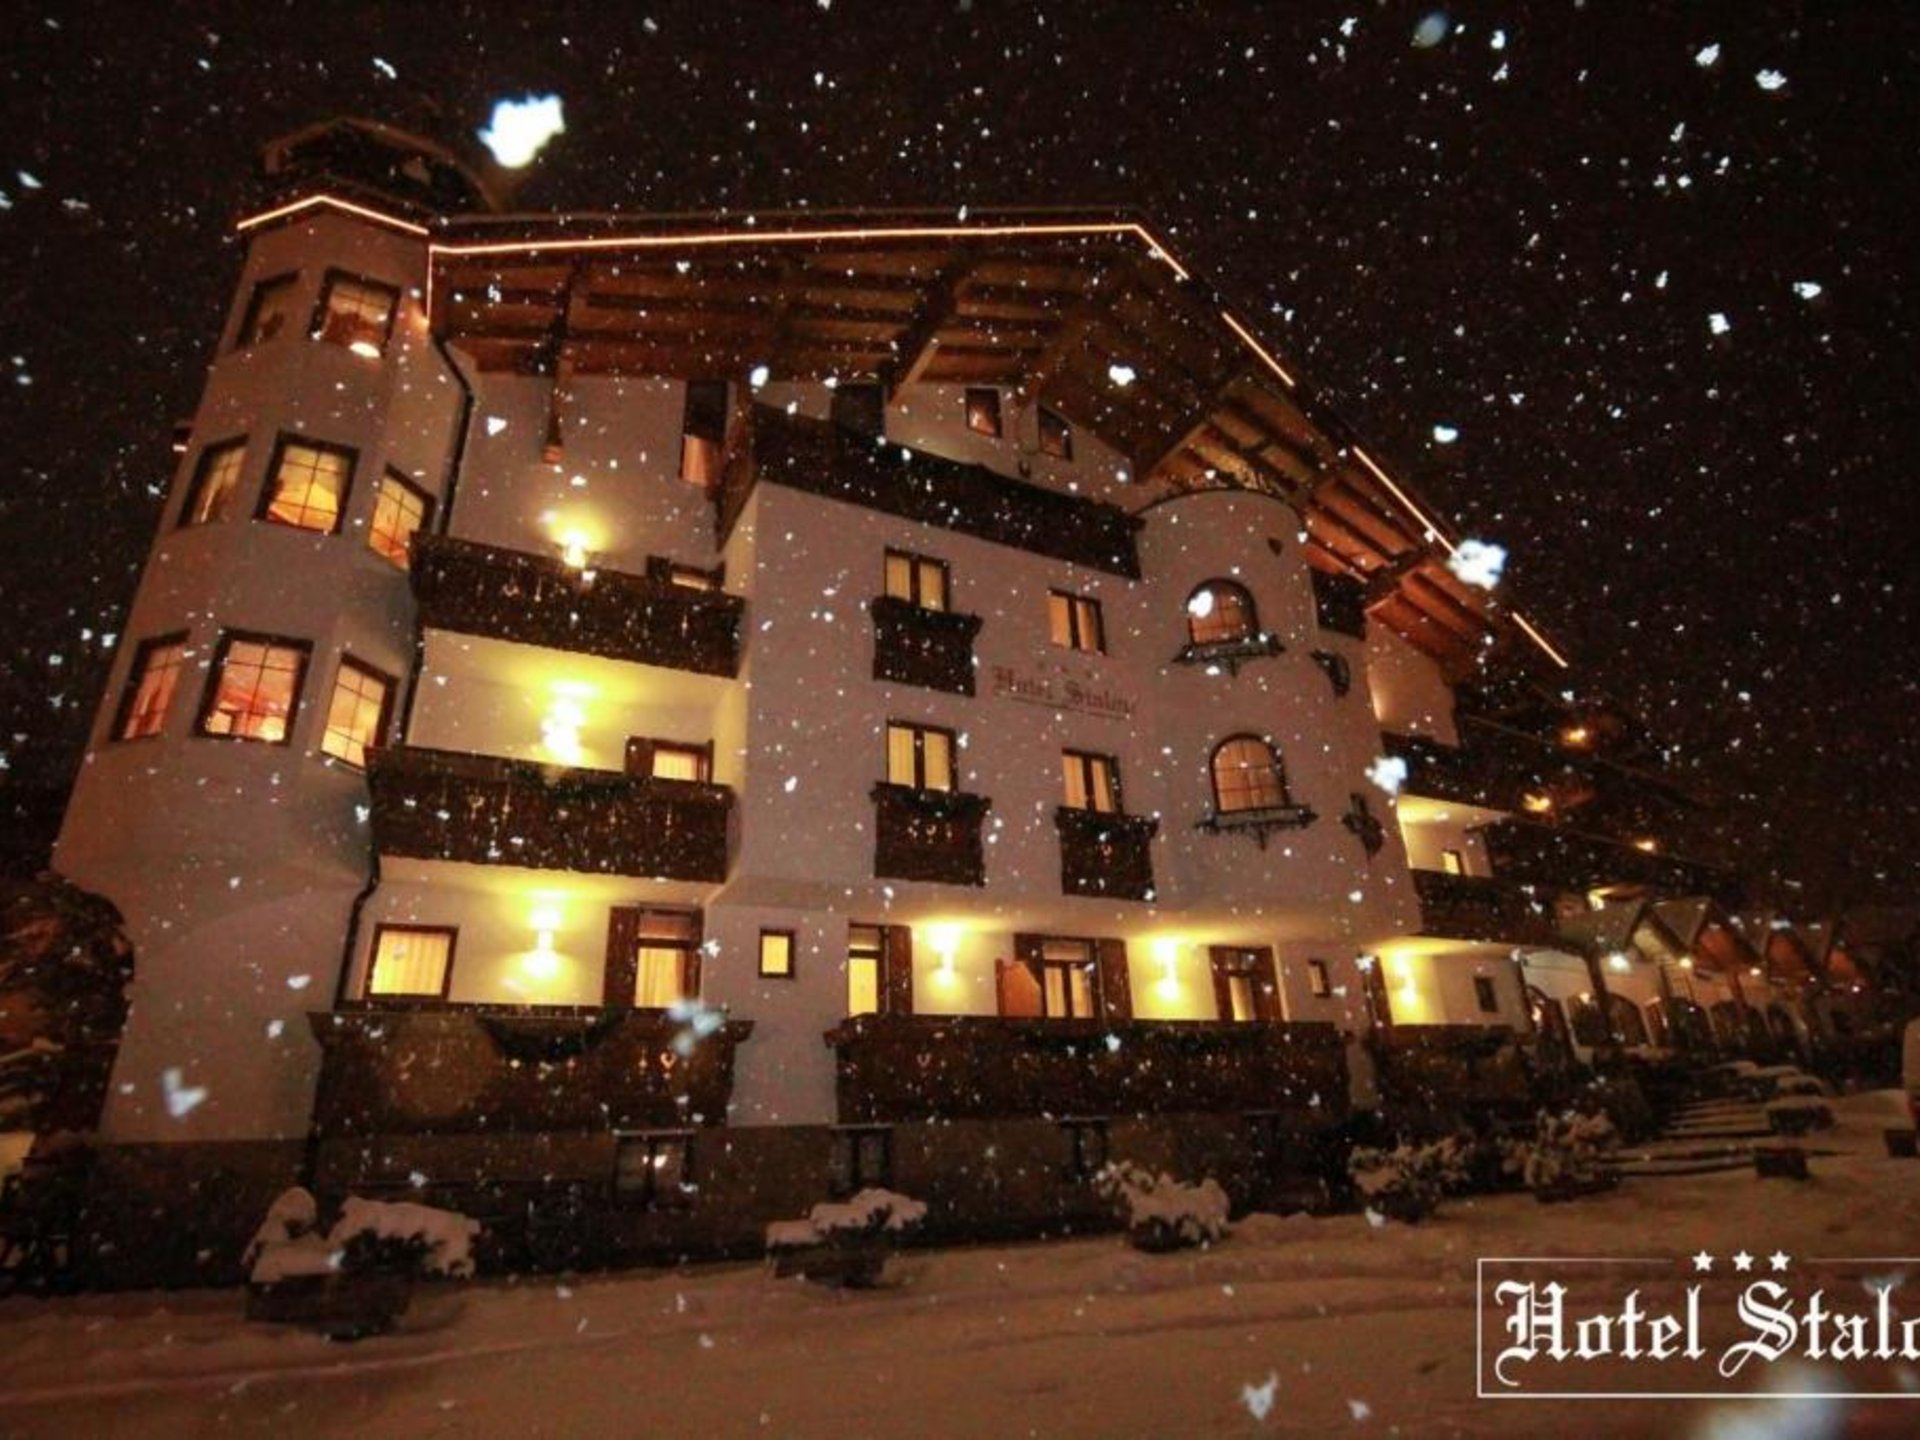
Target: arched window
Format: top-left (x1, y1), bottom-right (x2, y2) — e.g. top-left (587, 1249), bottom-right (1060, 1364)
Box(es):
top-left (1185, 580), bottom-right (1259, 647)
top-left (1209, 735), bottom-right (1289, 814)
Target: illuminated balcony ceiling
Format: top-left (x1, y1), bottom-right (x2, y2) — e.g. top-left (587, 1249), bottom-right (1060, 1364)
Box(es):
top-left (419, 207), bottom-right (1540, 675)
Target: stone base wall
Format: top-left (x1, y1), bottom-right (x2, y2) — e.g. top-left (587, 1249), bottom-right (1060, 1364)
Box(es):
top-left (81, 1140), bottom-right (307, 1290)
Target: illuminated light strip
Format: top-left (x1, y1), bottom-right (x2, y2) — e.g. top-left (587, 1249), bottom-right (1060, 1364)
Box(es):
top-left (235, 193), bottom-right (430, 237)
top-left (431, 219), bottom-right (1154, 260)
top-left (1350, 444), bottom-right (1456, 552)
top-left (1510, 611), bottom-right (1571, 669)
top-left (1217, 310), bottom-right (1297, 388)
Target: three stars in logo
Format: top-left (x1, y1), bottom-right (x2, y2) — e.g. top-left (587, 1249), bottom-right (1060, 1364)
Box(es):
top-left (1692, 1250), bottom-right (1791, 1273)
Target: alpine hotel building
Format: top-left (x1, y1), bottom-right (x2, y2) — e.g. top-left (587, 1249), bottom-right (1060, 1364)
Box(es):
top-left (54, 122), bottom-right (1771, 1279)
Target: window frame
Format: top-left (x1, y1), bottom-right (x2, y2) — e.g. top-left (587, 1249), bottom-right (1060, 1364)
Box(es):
top-left (758, 928), bottom-right (797, 980)
top-left (964, 386), bottom-right (1003, 438)
top-left (605, 907), bottom-right (704, 1010)
top-left (235, 272), bottom-right (300, 350)
top-left (829, 1125), bottom-right (894, 1199)
top-left (1039, 937), bottom-right (1102, 1020)
top-left (1038, 406), bottom-right (1073, 460)
top-left (1441, 848), bottom-right (1466, 875)
top-left (1060, 748), bottom-right (1122, 814)
top-left (1047, 589), bottom-right (1106, 654)
top-left (177, 437), bottom-right (249, 528)
top-left (884, 720), bottom-right (957, 792)
top-left (1185, 579), bottom-right (1261, 648)
top-left (318, 655), bottom-right (396, 770)
top-left (679, 379), bottom-right (729, 487)
top-left (847, 922), bottom-right (886, 1017)
top-left (883, 548), bottom-right (951, 612)
top-left (1208, 734), bottom-right (1291, 814)
top-left (364, 923), bottom-right (457, 1001)
top-left (366, 468), bottom-right (434, 568)
top-left (1059, 1119), bottom-right (1110, 1181)
top-left (613, 1130), bottom-right (696, 1209)
top-left (258, 433), bottom-right (357, 537)
top-left (112, 632), bottom-right (190, 742)
top-left (1306, 958), bottom-right (1333, 999)
top-left (649, 741), bottom-right (712, 783)
top-left (194, 630), bottom-right (312, 746)
top-left (1473, 975), bottom-right (1500, 1015)
top-left (310, 268), bottom-right (400, 356)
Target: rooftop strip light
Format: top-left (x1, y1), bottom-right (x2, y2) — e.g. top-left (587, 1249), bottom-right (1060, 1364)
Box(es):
top-left (235, 192), bottom-right (430, 237)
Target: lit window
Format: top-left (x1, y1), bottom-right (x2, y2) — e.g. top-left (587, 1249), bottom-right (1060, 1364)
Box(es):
top-left (1040, 938), bottom-right (1099, 1019)
top-left (313, 271), bottom-right (399, 356)
top-left (631, 910), bottom-right (700, 1008)
top-left (237, 274), bottom-right (299, 348)
top-left (1307, 959), bottom-right (1332, 999)
top-left (1209, 735), bottom-right (1288, 813)
top-left (261, 438), bottom-right (354, 535)
top-left (1211, 948), bottom-right (1273, 1022)
top-left (1441, 848), bottom-right (1465, 875)
top-left (885, 721), bottom-right (955, 792)
top-left (367, 925), bottom-right (454, 998)
top-left (179, 439), bottom-right (248, 527)
top-left (964, 387), bottom-right (1003, 437)
top-left (651, 744), bottom-right (710, 782)
top-left (1061, 750), bottom-right (1120, 813)
top-left (1186, 580), bottom-right (1259, 647)
top-left (197, 633), bottom-right (309, 744)
top-left (1047, 590), bottom-right (1105, 653)
top-left (848, 923), bottom-right (885, 1016)
top-left (114, 633), bottom-right (188, 740)
top-left (679, 380), bottom-right (728, 487)
top-left (319, 658), bottom-right (393, 768)
top-left (614, 1132), bottom-right (694, 1207)
top-left (883, 549), bottom-right (949, 611)
top-left (667, 564), bottom-right (719, 592)
top-left (1039, 407), bottom-right (1073, 460)
top-left (759, 930), bottom-right (795, 979)
top-left (367, 470), bottom-right (432, 568)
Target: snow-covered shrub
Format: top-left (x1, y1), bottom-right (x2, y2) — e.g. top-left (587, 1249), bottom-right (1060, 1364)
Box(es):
top-left (765, 1188), bottom-right (927, 1287)
top-left (805, 1187), bottom-right (928, 1240)
top-left (244, 1187), bottom-right (335, 1284)
top-left (1094, 1161), bottom-right (1230, 1252)
top-left (1766, 1095), bottom-right (1835, 1134)
top-left (1346, 1137), bottom-right (1468, 1223)
top-left (1523, 1110), bottom-right (1620, 1196)
top-left (245, 1188), bottom-right (480, 1285)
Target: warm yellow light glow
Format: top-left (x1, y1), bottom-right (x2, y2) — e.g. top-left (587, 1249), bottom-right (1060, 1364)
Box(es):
top-left (1218, 310), bottom-right (1297, 388)
top-left (235, 192), bottom-right (430, 237)
top-left (1680, 957), bottom-right (1695, 970)
top-left (926, 923), bottom-right (961, 974)
top-left (1562, 725), bottom-right (1591, 747)
top-left (1511, 611), bottom-right (1572, 670)
top-left (529, 905), bottom-right (563, 933)
top-left (522, 946), bottom-right (560, 981)
top-left (1522, 792), bottom-right (1554, 814)
top-left (1633, 837), bottom-right (1659, 854)
top-left (1606, 952), bottom-right (1631, 973)
top-left (559, 531), bottom-right (590, 569)
top-left (540, 690), bottom-right (587, 765)
top-left (348, 338), bottom-right (383, 360)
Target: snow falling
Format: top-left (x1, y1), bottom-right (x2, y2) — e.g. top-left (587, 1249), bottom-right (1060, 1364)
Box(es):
top-left (476, 94), bottom-right (566, 168)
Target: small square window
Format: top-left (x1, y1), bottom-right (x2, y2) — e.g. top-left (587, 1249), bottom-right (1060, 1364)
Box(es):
top-left (367, 925), bottom-right (455, 998)
top-left (179, 439), bottom-right (248, 527)
top-left (1039, 407), bottom-right (1073, 460)
top-left (1061, 750), bottom-right (1121, 813)
top-left (237, 274), bottom-right (299, 349)
top-left (319, 657), bottom-right (394, 769)
top-left (829, 1126), bottom-right (893, 1198)
top-left (1060, 1119), bottom-right (1109, 1180)
top-left (883, 549), bottom-right (949, 611)
top-left (261, 437), bottom-right (355, 535)
top-left (368, 470), bottom-right (433, 568)
top-left (197, 632), bottom-right (310, 745)
top-left (313, 271), bottom-right (399, 357)
top-left (964, 387), bottom-right (1003, 438)
top-left (650, 743), bottom-right (711, 782)
top-left (668, 564), bottom-right (720, 592)
top-left (1307, 959), bottom-right (1332, 999)
top-left (1441, 848), bottom-right (1465, 875)
top-left (614, 1131), bottom-right (695, 1208)
top-left (113, 633), bottom-right (189, 741)
top-left (1047, 590), bottom-right (1105, 654)
top-left (1474, 976), bottom-right (1500, 1014)
top-left (759, 930), bottom-right (796, 979)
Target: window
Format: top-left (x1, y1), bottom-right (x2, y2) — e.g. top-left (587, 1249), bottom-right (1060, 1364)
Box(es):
top-left (312, 270), bottom-right (399, 356)
top-left (179, 439), bottom-right (247, 527)
top-left (1040, 938), bottom-right (1100, 1019)
top-left (1060, 1119), bottom-right (1109, 1180)
top-left (197, 633), bottom-right (310, 744)
top-left (1441, 848), bottom-right (1466, 875)
top-left (651, 743), bottom-right (711, 782)
top-left (829, 1127), bottom-right (893, 1198)
top-left (1039, 406), bottom-right (1073, 460)
top-left (261, 437), bottom-right (354, 535)
top-left (830, 382), bottom-right (885, 437)
top-left (1307, 959), bottom-right (1333, 999)
top-left (318, 657), bottom-right (393, 768)
top-left (1209, 735), bottom-right (1288, 814)
top-left (367, 470), bottom-right (432, 568)
top-left (1210, 947), bottom-right (1276, 1023)
top-left (1186, 580), bottom-right (1259, 647)
top-left (1048, 590), bottom-right (1105, 653)
top-left (1061, 750), bottom-right (1120, 814)
top-left (884, 549), bottom-right (949, 611)
top-left (114, 633), bottom-right (189, 740)
top-left (758, 930), bottom-right (795, 979)
top-left (885, 721), bottom-right (955, 792)
top-left (667, 564), bottom-right (719, 592)
top-left (236, 274), bottom-right (298, 348)
top-left (964, 387), bottom-right (1002, 437)
top-left (848, 923), bottom-right (885, 1016)
top-left (1474, 976), bottom-right (1500, 1015)
top-left (366, 925), bottom-right (455, 998)
top-left (634, 910), bottom-right (700, 1008)
top-left (679, 380), bottom-right (728, 487)
top-left (614, 1132), bottom-right (694, 1207)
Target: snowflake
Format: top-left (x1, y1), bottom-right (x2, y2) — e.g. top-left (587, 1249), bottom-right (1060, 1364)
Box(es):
top-left (477, 95), bottom-right (566, 168)
top-left (1365, 756), bottom-right (1410, 796)
top-left (1446, 538), bottom-right (1507, 590)
top-left (1755, 69), bottom-right (1787, 92)
top-left (1694, 43), bottom-right (1721, 69)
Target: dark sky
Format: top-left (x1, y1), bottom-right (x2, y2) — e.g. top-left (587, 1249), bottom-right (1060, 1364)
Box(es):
top-left (1, 1), bottom-right (1914, 908)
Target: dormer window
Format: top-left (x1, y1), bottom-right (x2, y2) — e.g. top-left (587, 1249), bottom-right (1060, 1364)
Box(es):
top-left (1039, 407), bottom-right (1073, 460)
top-left (1186, 580), bottom-right (1258, 647)
top-left (313, 271), bottom-right (399, 357)
top-left (964, 387), bottom-right (1003, 438)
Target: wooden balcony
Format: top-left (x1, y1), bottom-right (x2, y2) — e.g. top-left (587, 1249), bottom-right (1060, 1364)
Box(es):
top-left (307, 1006), bottom-right (753, 1137)
top-left (367, 745), bottom-right (732, 880)
top-left (869, 595), bottom-right (982, 696)
top-left (1371, 1024), bottom-right (1534, 1119)
top-left (825, 1014), bottom-right (1348, 1125)
top-left (1485, 819), bottom-right (1734, 903)
top-left (1411, 869), bottom-right (1556, 946)
top-left (871, 783), bottom-right (991, 887)
top-left (412, 533), bottom-right (744, 676)
top-left (1056, 807), bottom-right (1159, 902)
top-left (723, 407), bottom-right (1141, 578)
top-left (1380, 731), bottom-right (1514, 810)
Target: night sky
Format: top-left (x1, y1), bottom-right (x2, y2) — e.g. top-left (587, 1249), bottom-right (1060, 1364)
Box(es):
top-left (1, 2), bottom-right (1913, 909)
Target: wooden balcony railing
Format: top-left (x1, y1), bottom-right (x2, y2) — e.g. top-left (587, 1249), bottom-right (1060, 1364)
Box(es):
top-left (870, 783), bottom-right (991, 887)
top-left (411, 533), bottom-right (744, 676)
top-left (824, 1014), bottom-right (1348, 1125)
top-left (367, 745), bottom-right (732, 880)
top-left (307, 1006), bottom-right (753, 1136)
top-left (1485, 819), bottom-right (1734, 903)
top-left (1410, 869), bottom-right (1556, 946)
top-left (1370, 1024), bottom-right (1534, 1118)
top-left (869, 595), bottom-right (983, 696)
top-left (1056, 807), bottom-right (1159, 902)
top-left (1380, 731), bottom-right (1514, 810)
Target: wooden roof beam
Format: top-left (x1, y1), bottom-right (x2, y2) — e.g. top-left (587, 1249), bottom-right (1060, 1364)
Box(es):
top-left (881, 259), bottom-right (978, 396)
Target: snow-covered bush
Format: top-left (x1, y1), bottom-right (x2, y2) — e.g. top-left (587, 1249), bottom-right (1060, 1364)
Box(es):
top-left (1766, 1095), bottom-right (1835, 1134)
top-left (765, 1188), bottom-right (927, 1287)
top-left (245, 1188), bottom-right (479, 1285)
top-left (1523, 1110), bottom-right (1620, 1196)
top-left (1095, 1161), bottom-right (1230, 1251)
top-left (1347, 1137), bottom-right (1469, 1223)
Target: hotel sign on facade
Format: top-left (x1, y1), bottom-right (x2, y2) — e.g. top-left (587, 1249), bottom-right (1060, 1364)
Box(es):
top-left (989, 664), bottom-right (1136, 721)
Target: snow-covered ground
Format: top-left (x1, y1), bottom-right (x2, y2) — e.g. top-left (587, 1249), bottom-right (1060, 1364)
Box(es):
top-left (4, 1094), bottom-right (1920, 1437)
